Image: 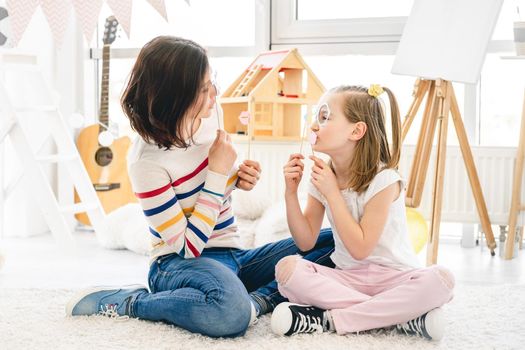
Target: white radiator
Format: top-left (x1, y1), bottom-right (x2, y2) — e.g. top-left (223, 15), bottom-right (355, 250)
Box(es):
top-left (234, 140), bottom-right (523, 226)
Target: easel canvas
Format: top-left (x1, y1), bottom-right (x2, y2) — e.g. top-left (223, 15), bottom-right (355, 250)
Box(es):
top-left (392, 0), bottom-right (503, 84)
top-left (391, 0), bottom-right (503, 264)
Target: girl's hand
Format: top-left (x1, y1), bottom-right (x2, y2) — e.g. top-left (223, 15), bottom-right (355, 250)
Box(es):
top-left (208, 130), bottom-right (237, 175)
top-left (236, 160), bottom-right (261, 191)
top-left (310, 155), bottom-right (339, 197)
top-left (283, 153), bottom-right (304, 195)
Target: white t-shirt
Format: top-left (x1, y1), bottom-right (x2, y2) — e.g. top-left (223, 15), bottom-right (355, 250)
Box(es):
top-left (309, 169), bottom-right (421, 270)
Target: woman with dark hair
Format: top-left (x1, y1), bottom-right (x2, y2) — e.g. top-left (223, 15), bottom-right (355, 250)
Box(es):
top-left (65, 36), bottom-right (334, 338)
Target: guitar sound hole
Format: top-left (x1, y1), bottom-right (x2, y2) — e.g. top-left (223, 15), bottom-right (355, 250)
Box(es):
top-left (95, 147), bottom-right (113, 166)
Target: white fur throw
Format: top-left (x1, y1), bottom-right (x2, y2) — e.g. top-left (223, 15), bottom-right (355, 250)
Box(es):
top-left (97, 192), bottom-right (323, 255)
top-left (231, 187), bottom-right (271, 220)
top-left (98, 204), bottom-right (151, 255)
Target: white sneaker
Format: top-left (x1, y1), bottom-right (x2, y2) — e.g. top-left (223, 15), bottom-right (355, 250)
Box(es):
top-left (396, 307), bottom-right (445, 341)
top-left (271, 302), bottom-right (329, 336)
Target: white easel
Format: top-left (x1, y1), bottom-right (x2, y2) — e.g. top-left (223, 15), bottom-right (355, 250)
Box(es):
top-left (0, 50), bottom-right (107, 244)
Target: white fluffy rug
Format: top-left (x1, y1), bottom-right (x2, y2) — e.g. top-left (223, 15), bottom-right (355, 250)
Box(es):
top-left (1, 284), bottom-right (522, 350)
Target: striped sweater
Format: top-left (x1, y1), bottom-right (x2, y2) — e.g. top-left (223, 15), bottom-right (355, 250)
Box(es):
top-left (127, 115), bottom-right (240, 262)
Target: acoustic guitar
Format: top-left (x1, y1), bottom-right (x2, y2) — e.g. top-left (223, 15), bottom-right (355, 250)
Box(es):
top-left (75, 16), bottom-right (136, 225)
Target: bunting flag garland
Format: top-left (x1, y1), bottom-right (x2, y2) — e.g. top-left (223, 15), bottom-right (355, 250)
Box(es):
top-left (3, 0), bottom-right (168, 47)
top-left (106, 0), bottom-right (131, 38)
top-left (71, 0), bottom-right (103, 44)
top-left (41, 0), bottom-right (72, 48)
top-left (146, 0), bottom-right (167, 21)
top-left (6, 0), bottom-right (39, 47)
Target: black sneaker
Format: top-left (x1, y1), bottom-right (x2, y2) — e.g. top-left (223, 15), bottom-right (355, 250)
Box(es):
top-left (396, 308), bottom-right (445, 341)
top-left (271, 302), bottom-right (331, 336)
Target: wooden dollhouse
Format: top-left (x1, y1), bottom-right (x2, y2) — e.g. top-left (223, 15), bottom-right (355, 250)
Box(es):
top-left (219, 49), bottom-right (325, 141)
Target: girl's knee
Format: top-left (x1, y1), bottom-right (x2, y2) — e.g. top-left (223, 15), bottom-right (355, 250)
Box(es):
top-left (275, 255), bottom-right (308, 285)
top-left (430, 265), bottom-right (455, 290)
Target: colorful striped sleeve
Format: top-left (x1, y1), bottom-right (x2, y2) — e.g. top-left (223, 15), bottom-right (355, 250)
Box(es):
top-left (129, 160), bottom-right (227, 258)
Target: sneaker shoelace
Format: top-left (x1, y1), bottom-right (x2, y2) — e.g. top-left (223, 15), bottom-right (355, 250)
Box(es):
top-left (98, 304), bottom-right (129, 322)
top-left (399, 315), bottom-right (426, 337)
top-left (292, 311), bottom-right (324, 334)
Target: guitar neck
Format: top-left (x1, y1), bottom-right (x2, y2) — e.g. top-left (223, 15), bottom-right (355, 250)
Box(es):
top-left (99, 44), bottom-right (110, 131)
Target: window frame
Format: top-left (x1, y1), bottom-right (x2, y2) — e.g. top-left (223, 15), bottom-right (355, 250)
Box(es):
top-left (271, 0), bottom-right (406, 47)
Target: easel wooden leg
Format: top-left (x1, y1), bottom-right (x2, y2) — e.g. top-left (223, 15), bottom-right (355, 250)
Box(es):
top-left (404, 79), bottom-right (496, 263)
top-left (426, 81), bottom-right (451, 265)
top-left (402, 79), bottom-right (430, 142)
top-left (449, 86), bottom-right (496, 255)
top-left (406, 82), bottom-right (438, 207)
top-left (505, 89), bottom-right (525, 259)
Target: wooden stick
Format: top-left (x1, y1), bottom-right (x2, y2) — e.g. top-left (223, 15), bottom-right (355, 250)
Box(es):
top-left (247, 131), bottom-right (251, 160)
top-left (247, 102), bottom-right (254, 160)
top-left (215, 103), bottom-right (222, 129)
top-left (299, 116), bottom-right (308, 155)
top-left (505, 89), bottom-right (525, 258)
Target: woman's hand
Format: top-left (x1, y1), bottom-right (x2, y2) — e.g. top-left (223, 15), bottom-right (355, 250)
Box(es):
top-left (208, 130), bottom-right (237, 175)
top-left (283, 153), bottom-right (304, 195)
top-left (310, 155), bottom-right (339, 197)
top-left (236, 160), bottom-right (261, 191)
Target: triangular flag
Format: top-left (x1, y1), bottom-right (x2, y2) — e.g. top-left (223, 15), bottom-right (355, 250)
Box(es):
top-left (71, 0), bottom-right (103, 44)
top-left (40, 0), bottom-right (72, 49)
top-left (146, 0), bottom-right (167, 21)
top-left (106, 0), bottom-right (132, 38)
top-left (6, 0), bottom-right (39, 47)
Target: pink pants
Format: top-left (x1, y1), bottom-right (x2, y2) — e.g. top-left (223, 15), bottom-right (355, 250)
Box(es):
top-left (277, 258), bottom-right (455, 335)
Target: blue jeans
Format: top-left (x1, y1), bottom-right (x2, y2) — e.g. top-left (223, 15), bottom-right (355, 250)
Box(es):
top-left (130, 228), bottom-right (334, 338)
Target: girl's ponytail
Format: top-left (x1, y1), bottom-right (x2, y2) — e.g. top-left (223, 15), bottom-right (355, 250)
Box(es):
top-left (383, 87), bottom-right (401, 170)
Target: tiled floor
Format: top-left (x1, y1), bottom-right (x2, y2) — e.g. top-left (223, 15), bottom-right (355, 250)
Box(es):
top-left (0, 230), bottom-right (523, 289)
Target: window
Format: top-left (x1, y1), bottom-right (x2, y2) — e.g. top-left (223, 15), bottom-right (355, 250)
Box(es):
top-left (297, 0), bottom-right (413, 20)
top-left (479, 54), bottom-right (524, 147)
top-left (272, 0), bottom-right (411, 49)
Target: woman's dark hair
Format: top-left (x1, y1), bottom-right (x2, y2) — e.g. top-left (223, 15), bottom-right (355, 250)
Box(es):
top-left (121, 36), bottom-right (209, 149)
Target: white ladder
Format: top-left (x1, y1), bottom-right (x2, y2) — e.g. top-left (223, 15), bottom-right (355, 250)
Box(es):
top-left (0, 52), bottom-right (107, 244)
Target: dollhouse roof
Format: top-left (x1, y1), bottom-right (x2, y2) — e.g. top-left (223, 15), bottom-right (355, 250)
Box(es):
top-left (221, 48), bottom-right (325, 99)
top-left (247, 50), bottom-right (290, 70)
